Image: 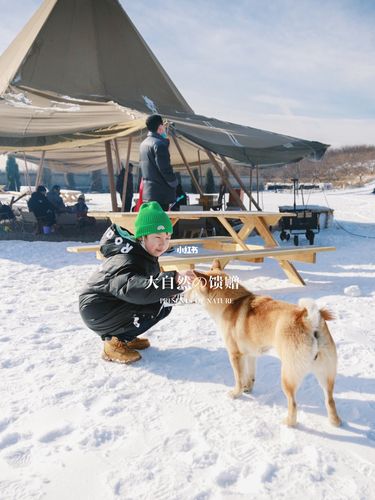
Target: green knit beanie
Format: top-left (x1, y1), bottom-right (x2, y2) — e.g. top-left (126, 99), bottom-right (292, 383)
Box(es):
top-left (134, 201), bottom-right (173, 238)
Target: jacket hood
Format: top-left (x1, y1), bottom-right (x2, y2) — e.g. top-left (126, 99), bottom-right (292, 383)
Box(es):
top-left (99, 223), bottom-right (157, 261)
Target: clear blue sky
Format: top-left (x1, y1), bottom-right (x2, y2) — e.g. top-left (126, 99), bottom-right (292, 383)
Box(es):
top-left (1, 0), bottom-right (374, 147)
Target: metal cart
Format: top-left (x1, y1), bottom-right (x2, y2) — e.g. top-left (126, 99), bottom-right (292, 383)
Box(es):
top-left (279, 207), bottom-right (320, 245)
top-left (278, 178), bottom-right (320, 246)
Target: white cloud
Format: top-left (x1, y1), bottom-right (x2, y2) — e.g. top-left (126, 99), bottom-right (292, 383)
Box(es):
top-left (121, 0), bottom-right (375, 126)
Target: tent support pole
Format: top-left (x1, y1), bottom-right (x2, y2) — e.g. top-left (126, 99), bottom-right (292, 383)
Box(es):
top-left (121, 136), bottom-right (133, 211)
top-left (112, 139), bottom-right (124, 208)
top-left (198, 150), bottom-right (203, 187)
top-left (249, 168), bottom-right (253, 211)
top-left (256, 165), bottom-right (260, 206)
top-left (35, 151), bottom-right (46, 187)
top-left (205, 150), bottom-right (246, 210)
top-left (172, 135), bottom-right (204, 195)
top-left (23, 153), bottom-right (32, 193)
top-left (105, 140), bottom-right (119, 212)
top-left (220, 155), bottom-right (262, 211)
top-left (113, 139), bottom-right (122, 175)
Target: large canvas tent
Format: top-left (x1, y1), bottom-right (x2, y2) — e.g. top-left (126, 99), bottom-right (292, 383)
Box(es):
top-left (0, 0), bottom-right (328, 210)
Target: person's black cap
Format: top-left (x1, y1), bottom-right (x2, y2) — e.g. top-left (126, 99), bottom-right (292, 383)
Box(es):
top-left (52, 184), bottom-right (61, 191)
top-left (36, 185), bottom-right (47, 193)
top-left (145, 114), bottom-right (163, 132)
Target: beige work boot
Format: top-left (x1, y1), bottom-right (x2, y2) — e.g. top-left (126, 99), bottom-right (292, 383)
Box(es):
top-left (127, 337), bottom-right (150, 350)
top-left (102, 337), bottom-right (141, 364)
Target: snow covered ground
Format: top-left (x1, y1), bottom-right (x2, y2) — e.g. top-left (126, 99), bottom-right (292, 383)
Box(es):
top-left (1, 185), bottom-right (375, 500)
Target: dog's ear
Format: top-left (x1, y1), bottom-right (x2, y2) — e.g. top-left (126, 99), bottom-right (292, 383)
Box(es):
top-left (320, 308), bottom-right (335, 321)
top-left (211, 259), bottom-right (222, 271)
top-left (192, 270), bottom-right (208, 280)
top-left (295, 307), bottom-right (308, 324)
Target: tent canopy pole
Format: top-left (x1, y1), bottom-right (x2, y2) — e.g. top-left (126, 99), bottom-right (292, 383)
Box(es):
top-left (35, 151), bottom-right (46, 187)
top-left (205, 150), bottom-right (246, 210)
top-left (171, 134), bottom-right (204, 196)
top-left (113, 139), bottom-right (122, 176)
top-left (105, 140), bottom-right (119, 212)
top-left (220, 155), bottom-right (262, 211)
top-left (249, 168), bottom-right (253, 211)
top-left (198, 150), bottom-right (203, 187)
top-left (22, 153), bottom-right (32, 193)
top-left (121, 136), bottom-right (133, 211)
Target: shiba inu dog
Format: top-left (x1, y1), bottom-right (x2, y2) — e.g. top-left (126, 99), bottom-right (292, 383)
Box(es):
top-left (187, 260), bottom-right (341, 427)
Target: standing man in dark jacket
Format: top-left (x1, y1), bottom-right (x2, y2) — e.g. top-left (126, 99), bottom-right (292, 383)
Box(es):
top-left (79, 202), bottom-right (194, 364)
top-left (139, 114), bottom-right (178, 210)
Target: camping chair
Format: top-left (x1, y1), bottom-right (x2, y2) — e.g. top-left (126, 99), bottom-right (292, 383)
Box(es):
top-left (176, 205), bottom-right (207, 238)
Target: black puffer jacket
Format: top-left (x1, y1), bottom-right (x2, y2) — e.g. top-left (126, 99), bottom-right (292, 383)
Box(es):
top-left (139, 131), bottom-right (178, 204)
top-left (27, 192), bottom-right (55, 219)
top-left (79, 224), bottom-right (181, 338)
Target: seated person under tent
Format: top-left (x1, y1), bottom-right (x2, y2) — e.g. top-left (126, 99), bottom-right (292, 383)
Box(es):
top-left (27, 185), bottom-right (56, 231)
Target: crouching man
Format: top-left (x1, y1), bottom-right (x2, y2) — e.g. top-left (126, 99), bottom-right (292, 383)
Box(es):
top-left (79, 201), bottom-right (194, 364)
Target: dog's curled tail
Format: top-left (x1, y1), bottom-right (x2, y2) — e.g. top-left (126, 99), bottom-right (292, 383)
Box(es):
top-left (298, 298), bottom-right (334, 330)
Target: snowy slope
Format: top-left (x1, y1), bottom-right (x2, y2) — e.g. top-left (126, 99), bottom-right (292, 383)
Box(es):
top-left (0, 186), bottom-right (375, 500)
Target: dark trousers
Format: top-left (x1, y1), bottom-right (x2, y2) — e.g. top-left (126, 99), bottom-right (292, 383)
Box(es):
top-left (108, 306), bottom-right (172, 342)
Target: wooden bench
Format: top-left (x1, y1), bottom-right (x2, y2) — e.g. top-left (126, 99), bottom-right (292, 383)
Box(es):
top-left (159, 245), bottom-right (335, 269)
top-left (66, 236), bottom-right (235, 255)
top-left (66, 241), bottom-right (335, 285)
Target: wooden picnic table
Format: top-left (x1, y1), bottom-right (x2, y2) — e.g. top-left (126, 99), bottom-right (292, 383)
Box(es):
top-left (90, 210), bottom-right (287, 242)
top-left (85, 210), bottom-right (335, 285)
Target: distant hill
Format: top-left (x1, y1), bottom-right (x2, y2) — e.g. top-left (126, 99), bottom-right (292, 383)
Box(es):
top-left (260, 145), bottom-right (375, 188)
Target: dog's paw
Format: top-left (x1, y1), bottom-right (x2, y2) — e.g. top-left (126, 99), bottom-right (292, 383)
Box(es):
top-left (282, 416), bottom-right (297, 427)
top-left (228, 389), bottom-right (242, 399)
top-left (242, 378), bottom-right (255, 394)
top-left (243, 384), bottom-right (254, 394)
top-left (330, 416), bottom-right (342, 427)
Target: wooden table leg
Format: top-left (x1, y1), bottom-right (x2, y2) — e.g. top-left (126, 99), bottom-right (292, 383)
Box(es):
top-left (216, 216), bottom-right (249, 251)
top-left (253, 217), bottom-right (305, 286)
top-left (237, 219), bottom-right (256, 241)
